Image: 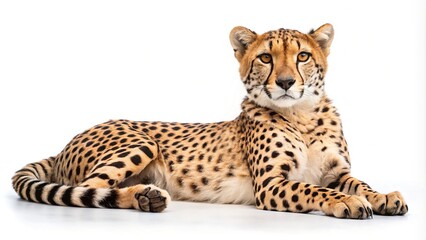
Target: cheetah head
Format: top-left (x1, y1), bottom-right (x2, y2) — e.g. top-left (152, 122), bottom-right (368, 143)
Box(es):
top-left (230, 24), bottom-right (333, 109)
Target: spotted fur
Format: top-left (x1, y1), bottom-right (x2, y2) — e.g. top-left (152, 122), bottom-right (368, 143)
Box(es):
top-left (12, 24), bottom-right (407, 218)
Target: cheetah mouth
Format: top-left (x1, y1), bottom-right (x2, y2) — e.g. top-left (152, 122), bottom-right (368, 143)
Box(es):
top-left (276, 90), bottom-right (304, 101)
top-left (277, 94), bottom-right (296, 100)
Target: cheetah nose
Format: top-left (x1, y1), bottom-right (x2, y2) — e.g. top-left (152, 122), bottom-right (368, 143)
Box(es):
top-left (276, 78), bottom-right (295, 91)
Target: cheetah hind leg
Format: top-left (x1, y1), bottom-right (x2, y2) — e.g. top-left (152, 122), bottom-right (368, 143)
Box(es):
top-left (118, 158), bottom-right (171, 212)
top-left (78, 138), bottom-right (171, 212)
top-left (83, 158), bottom-right (171, 212)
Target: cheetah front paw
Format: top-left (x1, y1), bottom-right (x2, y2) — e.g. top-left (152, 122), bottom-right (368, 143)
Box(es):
top-left (134, 185), bottom-right (171, 212)
top-left (325, 195), bottom-right (373, 219)
top-left (367, 191), bottom-right (408, 215)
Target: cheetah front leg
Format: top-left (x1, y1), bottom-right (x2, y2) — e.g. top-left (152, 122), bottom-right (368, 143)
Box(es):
top-left (253, 175), bottom-right (373, 219)
top-left (247, 130), bottom-right (372, 219)
top-left (321, 158), bottom-right (408, 215)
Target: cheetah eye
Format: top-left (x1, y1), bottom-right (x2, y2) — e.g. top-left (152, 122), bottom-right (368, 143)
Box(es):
top-left (297, 52), bottom-right (311, 62)
top-left (258, 53), bottom-right (272, 64)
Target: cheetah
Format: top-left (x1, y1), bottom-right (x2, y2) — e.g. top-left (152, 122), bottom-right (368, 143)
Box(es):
top-left (12, 23), bottom-right (408, 218)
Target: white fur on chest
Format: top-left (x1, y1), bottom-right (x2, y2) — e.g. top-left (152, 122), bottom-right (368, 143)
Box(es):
top-left (284, 145), bottom-right (321, 184)
top-left (292, 141), bottom-right (341, 185)
top-left (297, 147), bottom-right (323, 185)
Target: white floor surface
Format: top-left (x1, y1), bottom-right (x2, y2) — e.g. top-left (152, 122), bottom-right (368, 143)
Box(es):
top-left (1, 184), bottom-right (425, 240)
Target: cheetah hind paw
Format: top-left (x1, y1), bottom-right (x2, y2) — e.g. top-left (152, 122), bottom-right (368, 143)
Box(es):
top-left (134, 185), bottom-right (171, 212)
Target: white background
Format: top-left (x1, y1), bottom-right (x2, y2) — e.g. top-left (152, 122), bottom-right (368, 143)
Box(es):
top-left (0, 0), bottom-right (425, 239)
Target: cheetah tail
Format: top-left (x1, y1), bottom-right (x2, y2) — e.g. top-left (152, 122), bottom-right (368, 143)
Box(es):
top-left (12, 157), bottom-right (56, 203)
top-left (11, 157), bottom-right (122, 208)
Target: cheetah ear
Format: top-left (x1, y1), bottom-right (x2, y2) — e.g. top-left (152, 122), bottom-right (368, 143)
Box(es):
top-left (230, 26), bottom-right (257, 61)
top-left (309, 23), bottom-right (334, 56)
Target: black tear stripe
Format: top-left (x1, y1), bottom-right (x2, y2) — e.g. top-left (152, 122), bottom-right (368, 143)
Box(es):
top-left (296, 60), bottom-right (305, 86)
top-left (262, 61), bottom-right (274, 99)
top-left (245, 58), bottom-right (256, 84)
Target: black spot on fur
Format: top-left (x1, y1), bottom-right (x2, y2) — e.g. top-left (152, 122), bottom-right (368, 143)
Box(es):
top-left (304, 188), bottom-right (311, 195)
top-left (272, 187), bottom-right (279, 196)
top-left (98, 173), bottom-right (109, 180)
top-left (291, 182), bottom-right (300, 191)
top-left (284, 151), bottom-right (294, 157)
top-left (108, 162), bottom-right (125, 168)
top-left (117, 151), bottom-right (130, 158)
top-left (262, 177), bottom-right (274, 188)
top-left (130, 155), bottom-right (142, 165)
top-left (283, 200), bottom-right (290, 208)
top-left (140, 146), bottom-right (154, 158)
top-left (271, 151), bottom-right (279, 158)
top-left (270, 199), bottom-right (277, 208)
top-left (281, 164), bottom-right (290, 171)
top-left (260, 191), bottom-right (266, 203)
top-left (201, 177), bottom-right (209, 185)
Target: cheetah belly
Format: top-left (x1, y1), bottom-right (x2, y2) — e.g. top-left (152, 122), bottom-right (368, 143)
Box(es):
top-left (209, 176), bottom-right (255, 204)
top-left (166, 171), bottom-right (255, 205)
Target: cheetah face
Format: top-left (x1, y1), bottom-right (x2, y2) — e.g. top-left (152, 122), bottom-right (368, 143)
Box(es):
top-left (230, 24), bottom-right (333, 109)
